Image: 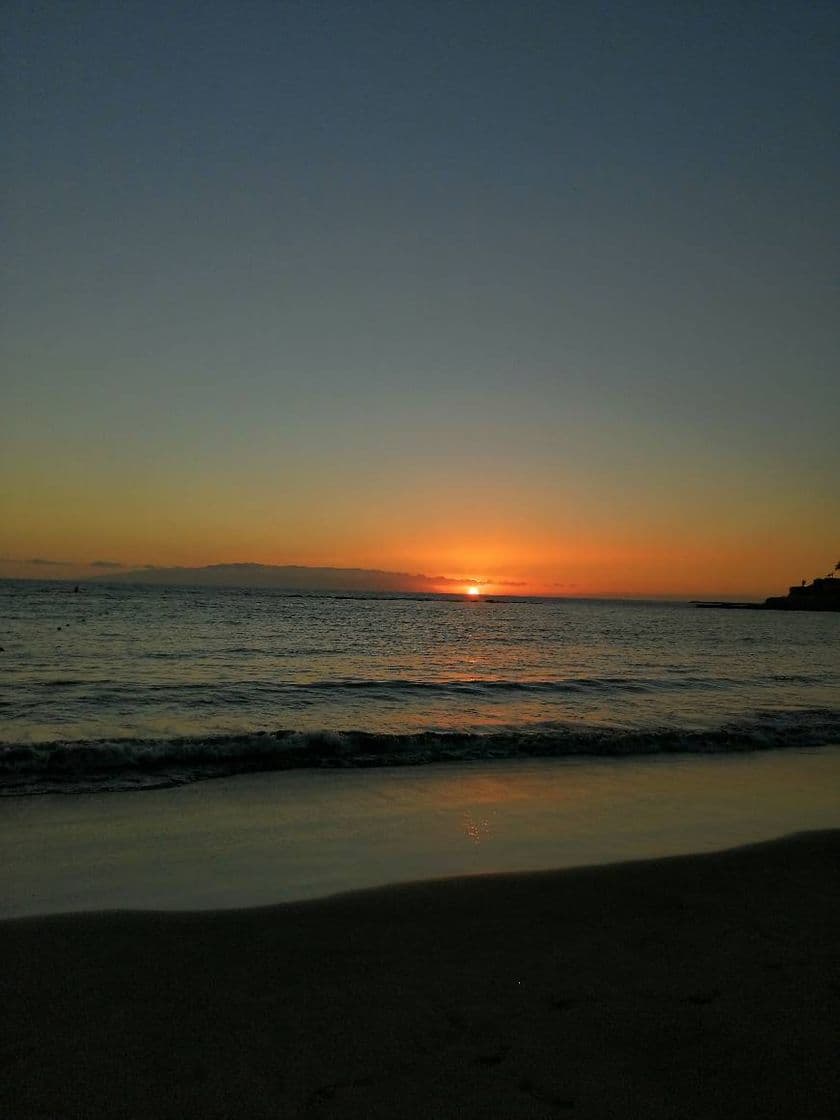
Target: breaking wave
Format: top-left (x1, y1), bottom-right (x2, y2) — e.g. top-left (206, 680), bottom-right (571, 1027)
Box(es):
top-left (2, 708), bottom-right (839, 796)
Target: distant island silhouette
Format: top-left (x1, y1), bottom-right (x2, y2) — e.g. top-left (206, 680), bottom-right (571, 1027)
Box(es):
top-left (90, 563), bottom-right (517, 594)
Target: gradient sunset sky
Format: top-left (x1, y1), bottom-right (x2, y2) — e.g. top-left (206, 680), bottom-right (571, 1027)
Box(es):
top-left (3, 1), bottom-right (838, 597)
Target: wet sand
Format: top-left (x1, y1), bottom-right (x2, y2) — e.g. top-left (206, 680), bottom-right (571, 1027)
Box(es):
top-left (2, 831), bottom-right (838, 1119)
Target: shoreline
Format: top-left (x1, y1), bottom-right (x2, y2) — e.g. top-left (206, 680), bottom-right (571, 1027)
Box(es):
top-left (4, 748), bottom-right (840, 920)
top-left (3, 830), bottom-right (838, 1118)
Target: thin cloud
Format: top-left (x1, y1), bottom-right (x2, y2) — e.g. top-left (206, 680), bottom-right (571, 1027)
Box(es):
top-left (431, 575), bottom-right (525, 588)
top-left (28, 557), bottom-right (73, 567)
top-left (90, 560), bottom-right (124, 569)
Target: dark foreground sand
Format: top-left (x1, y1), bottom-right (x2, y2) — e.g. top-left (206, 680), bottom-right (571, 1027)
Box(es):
top-left (2, 832), bottom-right (838, 1119)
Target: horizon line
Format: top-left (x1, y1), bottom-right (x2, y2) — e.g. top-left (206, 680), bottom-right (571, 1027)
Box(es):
top-left (0, 573), bottom-right (769, 603)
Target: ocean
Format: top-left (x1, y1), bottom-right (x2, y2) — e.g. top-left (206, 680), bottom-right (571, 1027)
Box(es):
top-left (2, 579), bottom-right (840, 796)
top-left (2, 579), bottom-right (840, 917)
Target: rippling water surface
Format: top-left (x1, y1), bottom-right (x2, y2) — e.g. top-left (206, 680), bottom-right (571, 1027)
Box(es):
top-left (2, 580), bottom-right (839, 793)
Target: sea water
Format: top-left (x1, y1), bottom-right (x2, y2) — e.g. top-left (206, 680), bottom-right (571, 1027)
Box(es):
top-left (2, 581), bottom-right (839, 795)
top-left (2, 580), bottom-right (838, 915)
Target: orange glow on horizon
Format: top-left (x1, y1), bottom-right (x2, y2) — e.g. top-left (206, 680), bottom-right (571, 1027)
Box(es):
top-left (2, 511), bottom-right (838, 600)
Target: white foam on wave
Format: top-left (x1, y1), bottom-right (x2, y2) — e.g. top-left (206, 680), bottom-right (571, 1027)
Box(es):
top-left (2, 708), bottom-right (840, 796)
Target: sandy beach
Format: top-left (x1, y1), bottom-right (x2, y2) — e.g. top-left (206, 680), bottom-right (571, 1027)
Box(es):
top-left (2, 830), bottom-right (837, 1119)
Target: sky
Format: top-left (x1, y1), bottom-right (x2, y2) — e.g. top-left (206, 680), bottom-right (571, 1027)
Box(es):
top-left (2, 0), bottom-right (838, 597)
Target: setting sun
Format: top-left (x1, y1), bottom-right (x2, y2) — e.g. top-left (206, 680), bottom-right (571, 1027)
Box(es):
top-left (467, 586), bottom-right (481, 596)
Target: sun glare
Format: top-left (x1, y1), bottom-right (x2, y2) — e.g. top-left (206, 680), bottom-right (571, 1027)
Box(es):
top-left (467, 586), bottom-right (481, 596)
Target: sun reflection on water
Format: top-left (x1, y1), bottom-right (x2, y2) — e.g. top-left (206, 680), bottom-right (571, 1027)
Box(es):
top-left (462, 810), bottom-right (493, 844)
